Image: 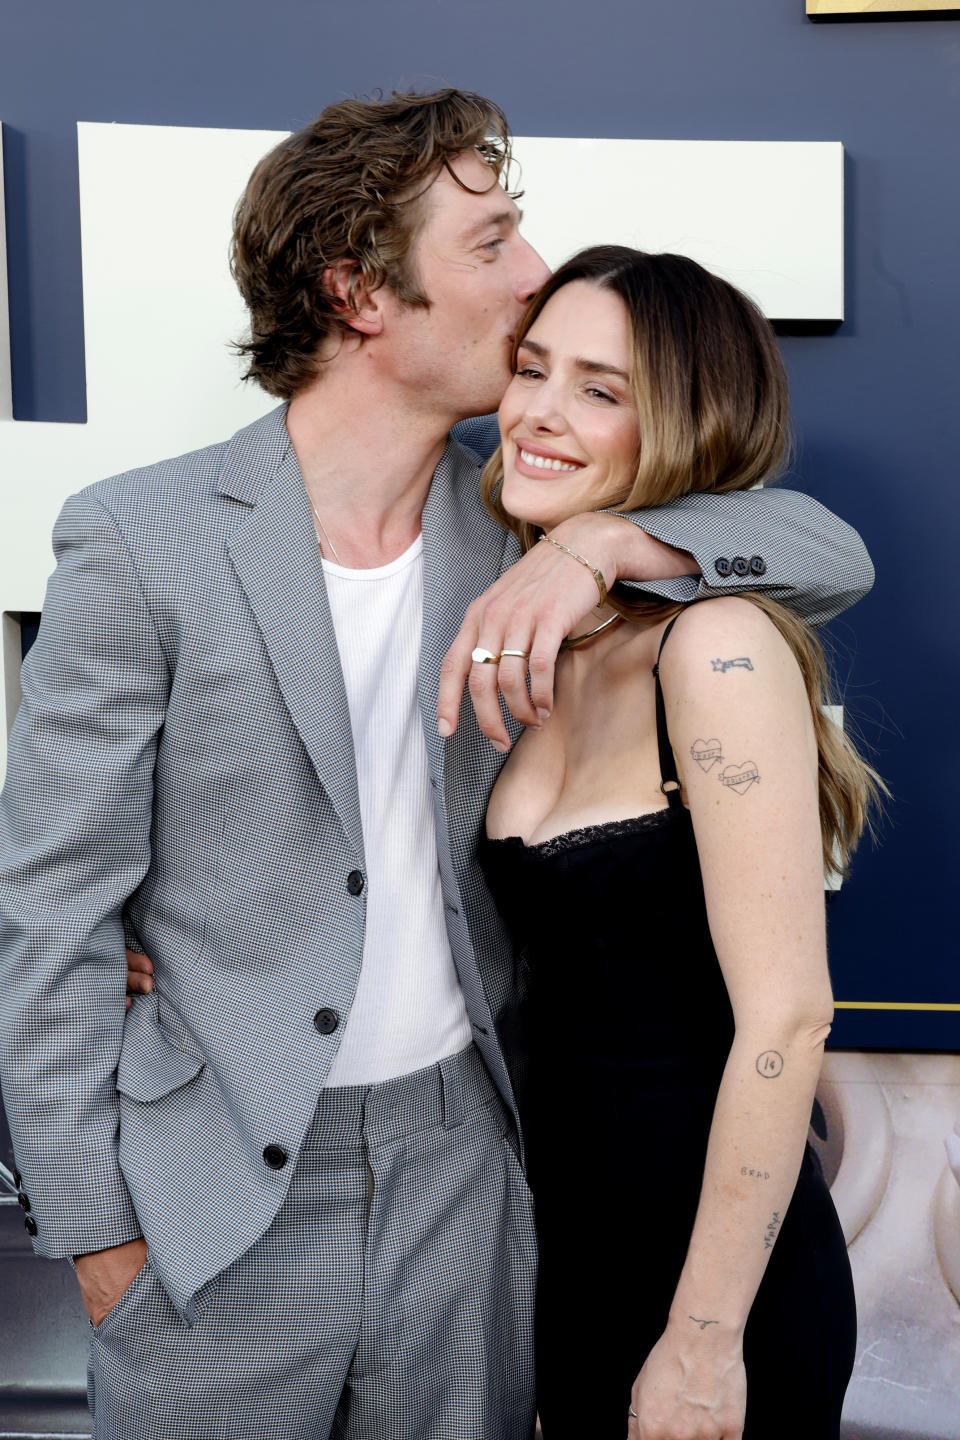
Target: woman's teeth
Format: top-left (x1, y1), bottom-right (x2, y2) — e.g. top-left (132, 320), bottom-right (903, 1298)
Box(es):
top-left (518, 448), bottom-right (581, 472)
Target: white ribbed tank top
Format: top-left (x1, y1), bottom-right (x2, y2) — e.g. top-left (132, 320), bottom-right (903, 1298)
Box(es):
top-left (320, 534), bottom-right (472, 1085)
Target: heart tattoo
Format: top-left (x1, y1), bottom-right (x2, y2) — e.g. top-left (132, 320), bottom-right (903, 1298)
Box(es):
top-left (719, 761), bottom-right (760, 795)
top-left (690, 739), bottom-right (724, 773)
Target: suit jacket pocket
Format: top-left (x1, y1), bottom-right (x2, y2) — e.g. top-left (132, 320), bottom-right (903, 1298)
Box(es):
top-left (90, 1256), bottom-right (153, 1338)
top-left (116, 992), bottom-right (205, 1102)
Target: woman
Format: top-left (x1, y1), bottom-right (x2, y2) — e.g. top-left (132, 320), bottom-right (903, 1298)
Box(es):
top-left (475, 246), bottom-right (880, 1439)
top-left (127, 247), bottom-right (878, 1438)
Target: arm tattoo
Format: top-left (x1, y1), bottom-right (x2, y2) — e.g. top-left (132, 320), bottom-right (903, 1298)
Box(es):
top-left (689, 1316), bottom-right (719, 1331)
top-left (764, 1212), bottom-right (782, 1250)
top-left (689, 738), bottom-right (761, 794)
top-left (690, 738), bottom-right (723, 773)
top-left (719, 761), bottom-right (760, 795)
top-left (711, 657), bottom-right (754, 673)
top-left (756, 1050), bottom-right (784, 1078)
top-left (741, 1166), bottom-right (771, 1180)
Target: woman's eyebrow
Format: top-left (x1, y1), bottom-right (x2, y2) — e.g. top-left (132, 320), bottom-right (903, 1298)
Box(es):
top-left (575, 357), bottom-right (631, 382)
top-left (518, 337), bottom-right (629, 382)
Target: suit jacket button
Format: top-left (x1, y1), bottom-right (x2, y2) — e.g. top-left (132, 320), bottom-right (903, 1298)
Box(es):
top-left (750, 555), bottom-right (767, 576)
top-left (24, 1216), bottom-right (38, 1237)
top-left (346, 870), bottom-right (365, 896)
top-left (714, 557), bottom-right (732, 577)
top-left (313, 1008), bottom-right (339, 1035)
top-left (732, 556), bottom-right (750, 576)
top-left (263, 1145), bottom-right (288, 1170)
top-left (17, 1191), bottom-right (31, 1212)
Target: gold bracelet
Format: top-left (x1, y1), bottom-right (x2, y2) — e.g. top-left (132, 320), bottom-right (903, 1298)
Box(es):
top-left (538, 533), bottom-right (608, 608)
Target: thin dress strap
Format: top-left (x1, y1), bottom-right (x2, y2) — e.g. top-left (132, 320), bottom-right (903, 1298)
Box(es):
top-left (652, 615), bottom-right (685, 809)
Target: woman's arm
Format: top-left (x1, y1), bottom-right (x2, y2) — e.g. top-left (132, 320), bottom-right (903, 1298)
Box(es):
top-left (630, 596), bottom-right (835, 1440)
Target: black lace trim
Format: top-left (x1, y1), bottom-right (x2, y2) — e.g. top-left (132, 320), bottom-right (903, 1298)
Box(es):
top-left (487, 808), bottom-right (686, 859)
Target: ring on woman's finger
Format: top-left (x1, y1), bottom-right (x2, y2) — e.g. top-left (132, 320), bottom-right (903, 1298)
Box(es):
top-left (471, 646), bottom-right (501, 665)
top-left (500, 648), bottom-right (531, 660)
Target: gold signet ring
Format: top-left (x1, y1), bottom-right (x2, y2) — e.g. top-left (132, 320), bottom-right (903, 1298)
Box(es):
top-left (471, 647), bottom-right (501, 665)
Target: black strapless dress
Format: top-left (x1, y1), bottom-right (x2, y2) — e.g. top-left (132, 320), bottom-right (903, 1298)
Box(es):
top-left (478, 621), bottom-right (857, 1439)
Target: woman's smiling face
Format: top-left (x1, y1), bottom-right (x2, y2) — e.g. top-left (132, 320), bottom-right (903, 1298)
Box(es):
top-left (497, 279), bottom-right (641, 531)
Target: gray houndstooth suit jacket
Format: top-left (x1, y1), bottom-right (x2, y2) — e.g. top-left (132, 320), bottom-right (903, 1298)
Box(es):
top-left (0, 403), bottom-right (872, 1321)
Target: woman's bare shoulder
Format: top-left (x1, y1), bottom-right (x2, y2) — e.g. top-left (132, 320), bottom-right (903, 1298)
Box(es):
top-left (656, 597), bottom-right (792, 686)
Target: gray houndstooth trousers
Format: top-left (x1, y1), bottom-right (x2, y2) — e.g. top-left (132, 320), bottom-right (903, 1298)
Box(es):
top-left (87, 1045), bottom-right (537, 1440)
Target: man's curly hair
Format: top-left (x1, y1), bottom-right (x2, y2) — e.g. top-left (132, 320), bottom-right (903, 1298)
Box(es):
top-left (230, 88), bottom-right (512, 399)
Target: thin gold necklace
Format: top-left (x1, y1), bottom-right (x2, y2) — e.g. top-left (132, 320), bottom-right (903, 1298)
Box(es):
top-left (308, 495), bottom-right (343, 566)
top-left (560, 612), bottom-right (624, 650)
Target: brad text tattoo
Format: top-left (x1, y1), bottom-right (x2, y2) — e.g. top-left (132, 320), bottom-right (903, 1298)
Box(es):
top-left (719, 761), bottom-right (760, 796)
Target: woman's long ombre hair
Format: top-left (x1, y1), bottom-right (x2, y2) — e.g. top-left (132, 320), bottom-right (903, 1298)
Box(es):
top-left (481, 245), bottom-right (885, 876)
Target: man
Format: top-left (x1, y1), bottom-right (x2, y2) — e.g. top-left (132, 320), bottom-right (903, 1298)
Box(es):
top-left (0, 89), bottom-right (872, 1439)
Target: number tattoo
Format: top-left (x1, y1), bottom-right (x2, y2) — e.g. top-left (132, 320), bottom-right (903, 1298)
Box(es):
top-left (756, 1051), bottom-right (784, 1078)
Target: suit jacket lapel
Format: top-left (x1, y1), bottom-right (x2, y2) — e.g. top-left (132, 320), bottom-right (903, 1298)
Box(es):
top-left (418, 438), bottom-right (516, 800)
top-left (222, 408), bottom-right (364, 861)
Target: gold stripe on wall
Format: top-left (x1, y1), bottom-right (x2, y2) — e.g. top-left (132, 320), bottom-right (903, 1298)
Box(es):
top-left (807, 1), bottom-right (960, 13)
top-left (834, 1001), bottom-right (960, 1012)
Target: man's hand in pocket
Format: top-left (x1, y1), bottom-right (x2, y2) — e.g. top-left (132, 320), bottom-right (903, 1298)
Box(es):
top-left (125, 948), bottom-right (155, 1012)
top-left (75, 1237), bottom-right (149, 1327)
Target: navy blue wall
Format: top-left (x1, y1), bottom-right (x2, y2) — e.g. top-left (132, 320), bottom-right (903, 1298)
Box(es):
top-left (2, 0), bottom-right (957, 1046)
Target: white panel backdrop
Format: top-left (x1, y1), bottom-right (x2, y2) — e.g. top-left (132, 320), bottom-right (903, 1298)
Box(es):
top-left (515, 137), bottom-right (843, 321)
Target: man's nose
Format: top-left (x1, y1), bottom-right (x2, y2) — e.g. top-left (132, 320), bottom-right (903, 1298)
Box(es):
top-left (516, 238), bottom-right (551, 303)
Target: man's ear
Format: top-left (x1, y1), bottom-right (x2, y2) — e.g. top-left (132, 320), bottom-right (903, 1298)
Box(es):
top-left (321, 260), bottom-right (384, 337)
